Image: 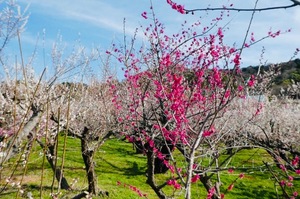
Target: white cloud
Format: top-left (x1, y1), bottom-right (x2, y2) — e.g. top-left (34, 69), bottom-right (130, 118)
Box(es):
top-left (18, 0), bottom-right (143, 36)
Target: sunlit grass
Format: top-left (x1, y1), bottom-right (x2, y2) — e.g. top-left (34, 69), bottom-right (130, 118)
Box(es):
top-left (0, 136), bottom-right (298, 198)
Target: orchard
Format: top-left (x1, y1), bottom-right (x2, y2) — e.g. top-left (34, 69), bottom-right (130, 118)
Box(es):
top-left (0, 0), bottom-right (300, 199)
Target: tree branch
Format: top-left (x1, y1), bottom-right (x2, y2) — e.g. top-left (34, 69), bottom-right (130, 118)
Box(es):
top-left (185, 0), bottom-right (300, 13)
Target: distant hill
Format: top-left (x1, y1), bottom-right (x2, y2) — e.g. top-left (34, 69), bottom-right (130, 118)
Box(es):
top-left (241, 59), bottom-right (300, 97)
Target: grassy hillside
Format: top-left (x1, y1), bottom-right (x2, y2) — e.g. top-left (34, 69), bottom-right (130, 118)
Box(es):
top-left (0, 136), bottom-right (298, 198)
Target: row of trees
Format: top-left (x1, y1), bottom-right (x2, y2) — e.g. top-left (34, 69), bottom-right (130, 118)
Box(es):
top-left (0, 0), bottom-right (300, 198)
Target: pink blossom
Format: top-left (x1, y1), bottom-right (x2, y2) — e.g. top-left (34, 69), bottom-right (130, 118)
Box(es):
top-left (166, 0), bottom-right (185, 14)
top-left (192, 164), bottom-right (198, 169)
top-left (167, 179), bottom-right (181, 189)
top-left (177, 167), bottom-right (182, 173)
top-left (191, 174), bottom-right (200, 183)
top-left (239, 173), bottom-right (245, 179)
top-left (238, 85), bottom-right (244, 92)
top-left (244, 43), bottom-right (250, 48)
top-left (141, 12), bottom-right (148, 19)
top-left (157, 152), bottom-right (165, 160)
top-left (176, 5), bottom-right (185, 14)
top-left (174, 183), bottom-right (181, 189)
top-left (248, 75), bottom-right (255, 87)
top-left (228, 183), bottom-right (234, 191)
top-left (167, 179), bottom-right (175, 185)
top-left (268, 30), bottom-right (281, 38)
top-left (206, 187), bottom-right (216, 199)
top-left (211, 50), bottom-right (219, 58)
top-left (217, 27), bottom-right (224, 38)
top-left (224, 90), bottom-right (231, 98)
top-left (169, 165), bottom-right (175, 173)
top-left (212, 68), bottom-right (222, 86)
top-left (233, 53), bottom-right (240, 66)
top-left (153, 124), bottom-right (160, 130)
top-left (126, 136), bottom-right (135, 143)
top-left (280, 164), bottom-right (287, 171)
top-left (221, 193), bottom-right (225, 199)
top-left (293, 191), bottom-right (298, 197)
top-left (148, 139), bottom-right (154, 148)
top-left (203, 126), bottom-right (216, 137)
top-left (287, 182), bottom-right (293, 187)
top-left (250, 32), bottom-right (255, 42)
top-left (229, 48), bottom-right (235, 54)
top-left (291, 156), bottom-right (299, 166)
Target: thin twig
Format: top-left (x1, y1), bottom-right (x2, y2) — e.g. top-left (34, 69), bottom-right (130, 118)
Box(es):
top-left (185, 0), bottom-right (300, 13)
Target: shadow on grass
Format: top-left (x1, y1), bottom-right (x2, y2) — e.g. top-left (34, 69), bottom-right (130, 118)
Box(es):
top-left (124, 161), bottom-right (146, 176)
top-left (239, 188), bottom-right (277, 198)
top-left (97, 156), bottom-right (146, 176)
top-left (228, 180), bottom-right (278, 199)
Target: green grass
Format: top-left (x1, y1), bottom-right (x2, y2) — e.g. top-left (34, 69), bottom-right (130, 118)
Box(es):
top-left (0, 136), bottom-right (299, 198)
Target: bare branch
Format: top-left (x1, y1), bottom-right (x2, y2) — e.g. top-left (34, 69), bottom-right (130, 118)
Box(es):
top-left (185, 0), bottom-right (300, 13)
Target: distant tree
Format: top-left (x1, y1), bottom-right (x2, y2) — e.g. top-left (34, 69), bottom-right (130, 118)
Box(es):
top-left (48, 80), bottom-right (118, 196)
top-left (0, 0), bottom-right (28, 65)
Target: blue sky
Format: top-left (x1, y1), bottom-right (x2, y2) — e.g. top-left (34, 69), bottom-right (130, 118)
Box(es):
top-left (3, 0), bottom-right (300, 79)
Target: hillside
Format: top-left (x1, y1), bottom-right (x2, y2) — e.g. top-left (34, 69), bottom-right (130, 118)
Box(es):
top-left (241, 58), bottom-right (300, 97)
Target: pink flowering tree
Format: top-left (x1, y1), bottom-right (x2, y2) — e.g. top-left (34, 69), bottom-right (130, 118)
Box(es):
top-left (106, 4), bottom-right (287, 198)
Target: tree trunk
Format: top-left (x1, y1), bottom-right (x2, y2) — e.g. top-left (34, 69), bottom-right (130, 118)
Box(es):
top-left (0, 109), bottom-right (43, 164)
top-left (81, 127), bottom-right (97, 195)
top-left (200, 174), bottom-right (219, 199)
top-left (37, 139), bottom-right (71, 190)
top-left (134, 140), bottom-right (144, 154)
top-left (146, 150), bottom-right (169, 199)
top-left (71, 192), bottom-right (89, 199)
top-left (151, 141), bottom-right (174, 174)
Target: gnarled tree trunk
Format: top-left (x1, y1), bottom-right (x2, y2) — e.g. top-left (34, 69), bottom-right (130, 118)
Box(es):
top-left (146, 150), bottom-right (170, 199)
top-left (81, 127), bottom-right (97, 195)
top-left (0, 108), bottom-right (43, 165)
